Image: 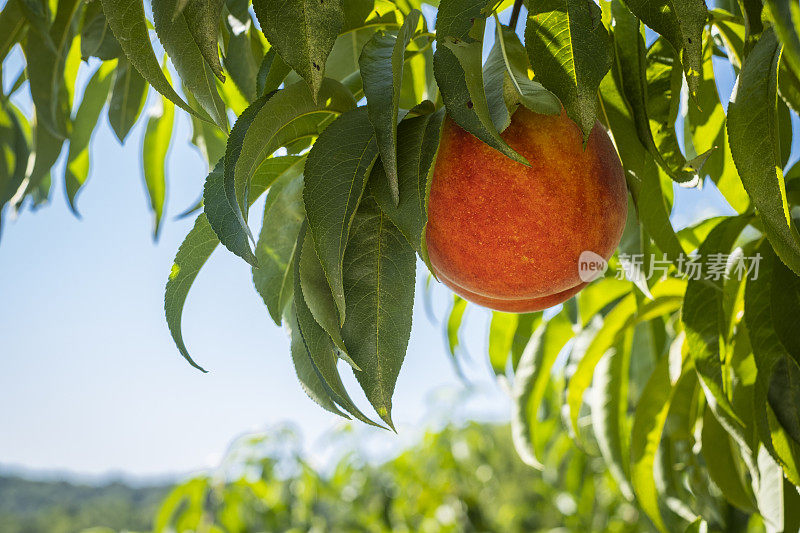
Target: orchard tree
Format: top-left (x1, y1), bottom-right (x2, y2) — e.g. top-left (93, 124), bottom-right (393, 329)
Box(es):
top-left (1, 0), bottom-right (800, 529)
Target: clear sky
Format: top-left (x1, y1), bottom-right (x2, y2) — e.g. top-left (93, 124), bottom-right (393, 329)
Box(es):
top-left (0, 5), bottom-right (796, 481)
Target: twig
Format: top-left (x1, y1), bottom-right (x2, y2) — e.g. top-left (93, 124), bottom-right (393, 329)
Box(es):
top-left (507, 0), bottom-right (524, 30)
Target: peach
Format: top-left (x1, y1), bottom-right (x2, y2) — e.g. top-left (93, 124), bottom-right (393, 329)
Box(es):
top-left (425, 107), bottom-right (627, 313)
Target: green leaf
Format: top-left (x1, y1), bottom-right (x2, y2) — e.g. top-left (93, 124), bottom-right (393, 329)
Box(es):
top-left (590, 330), bottom-right (634, 499)
top-left (222, 15), bottom-right (261, 102)
top-left (252, 0), bottom-right (344, 100)
top-left (108, 57), bottom-right (148, 143)
top-left (359, 9), bottom-right (421, 204)
top-left (764, 0), bottom-right (800, 79)
top-left (298, 228), bottom-right (351, 360)
top-left (187, 90), bottom-right (227, 165)
top-left (25, 113), bottom-right (65, 198)
top-left (206, 93), bottom-right (272, 267)
top-left (488, 312), bottom-right (518, 375)
top-left (0, 102), bottom-right (29, 226)
top-left (577, 277), bottom-right (631, 327)
top-left (251, 157), bottom-right (307, 325)
top-left (65, 62), bottom-right (115, 215)
top-left (611, 0), bottom-right (708, 183)
top-left (21, 0), bottom-right (79, 139)
top-left (166, 158), bottom-right (296, 370)
top-left (684, 28), bottom-right (749, 213)
top-left (445, 295), bottom-right (467, 358)
top-left (164, 212), bottom-right (219, 372)
top-left (182, 0), bottom-right (224, 81)
top-left (683, 216), bottom-right (753, 453)
top-left (770, 252), bottom-right (800, 358)
top-left (370, 107), bottom-right (445, 263)
top-left (728, 28), bottom-right (800, 276)
top-left (0, 0), bottom-right (28, 62)
top-left (511, 312), bottom-right (573, 469)
top-left (433, 0), bottom-right (525, 163)
top-left (293, 223), bottom-right (383, 427)
top-left (701, 405), bottom-right (756, 511)
top-left (100, 0), bottom-right (199, 119)
top-left (340, 197), bottom-right (416, 429)
top-left (233, 79), bottom-right (356, 234)
top-left (303, 106), bottom-right (378, 324)
top-left (779, 54), bottom-right (800, 113)
top-left (525, 0), bottom-right (612, 139)
top-left (80, 1), bottom-right (122, 60)
top-left (484, 23), bottom-right (561, 126)
top-left (142, 61), bottom-right (175, 239)
top-left (567, 277), bottom-right (685, 438)
top-left (285, 305), bottom-right (347, 417)
top-left (630, 349), bottom-right (689, 533)
top-left (152, 0), bottom-right (228, 129)
top-left (619, 0), bottom-right (706, 98)
top-left (599, 69), bottom-right (685, 264)
top-left (256, 48), bottom-right (291, 97)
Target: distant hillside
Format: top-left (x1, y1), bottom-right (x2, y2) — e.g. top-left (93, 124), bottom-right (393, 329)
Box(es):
top-left (0, 474), bottom-right (171, 533)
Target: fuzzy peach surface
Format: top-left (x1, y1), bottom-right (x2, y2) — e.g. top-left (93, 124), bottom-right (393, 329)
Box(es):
top-left (425, 107), bottom-right (627, 312)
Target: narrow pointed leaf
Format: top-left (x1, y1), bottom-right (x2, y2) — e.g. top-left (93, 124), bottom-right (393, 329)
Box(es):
top-left (252, 0), bottom-right (344, 100)
top-left (233, 79), bottom-right (356, 232)
top-left (359, 9), bottom-right (421, 204)
top-left (340, 198), bottom-right (416, 429)
top-left (611, 0), bottom-right (707, 183)
top-left (256, 48), bottom-right (291, 98)
top-left (591, 333), bottom-right (634, 499)
top-left (251, 157), bottom-right (306, 325)
top-left (80, 1), bottom-right (122, 60)
top-left (433, 0), bottom-right (526, 163)
top-left (108, 57), bottom-right (148, 143)
top-left (152, 0), bottom-right (228, 129)
top-left (293, 224), bottom-right (382, 427)
top-left (371, 107), bottom-right (444, 263)
top-left (728, 28), bottom-right (800, 276)
top-left (511, 313), bottom-right (573, 469)
top-left (65, 62), bottom-right (115, 214)
top-left (142, 62), bottom-right (176, 239)
top-left (100, 0), bottom-right (199, 119)
top-left (298, 229), bottom-right (350, 358)
top-left (620, 0), bottom-right (706, 98)
top-left (286, 306), bottom-right (347, 417)
top-left (206, 93), bottom-right (273, 266)
top-left (683, 216), bottom-right (753, 451)
top-left (182, 0), bottom-right (224, 81)
top-left (525, 0), bottom-right (612, 139)
top-left (303, 106), bottom-right (378, 323)
top-left (166, 158), bottom-right (298, 369)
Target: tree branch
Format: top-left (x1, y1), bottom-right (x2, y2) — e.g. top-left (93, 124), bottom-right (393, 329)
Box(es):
top-left (507, 0), bottom-right (524, 30)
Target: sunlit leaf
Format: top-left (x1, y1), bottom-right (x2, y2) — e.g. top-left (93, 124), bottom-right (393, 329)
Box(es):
top-left (182, 0), bottom-right (224, 81)
top-left (101, 0), bottom-right (199, 118)
top-left (142, 61), bottom-right (176, 239)
top-left (65, 62), bottom-right (115, 214)
top-left (434, 0), bottom-right (525, 163)
top-left (620, 0), bottom-right (706, 98)
top-left (728, 28), bottom-right (800, 276)
top-left (525, 0), bottom-right (612, 139)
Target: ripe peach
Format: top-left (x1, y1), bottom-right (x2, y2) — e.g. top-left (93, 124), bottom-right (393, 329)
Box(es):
top-left (425, 107), bottom-right (627, 313)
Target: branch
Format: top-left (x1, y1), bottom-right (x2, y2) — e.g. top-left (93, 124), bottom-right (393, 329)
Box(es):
top-left (507, 0), bottom-right (524, 30)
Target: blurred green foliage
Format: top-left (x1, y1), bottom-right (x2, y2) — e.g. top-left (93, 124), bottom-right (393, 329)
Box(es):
top-left (0, 475), bottom-right (168, 533)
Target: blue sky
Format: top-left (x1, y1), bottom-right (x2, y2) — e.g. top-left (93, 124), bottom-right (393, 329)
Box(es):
top-left (0, 5), bottom-right (797, 480)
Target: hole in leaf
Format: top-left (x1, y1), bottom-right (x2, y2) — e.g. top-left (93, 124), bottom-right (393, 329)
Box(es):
top-left (312, 62), bottom-right (321, 71)
top-left (466, 100), bottom-right (473, 109)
